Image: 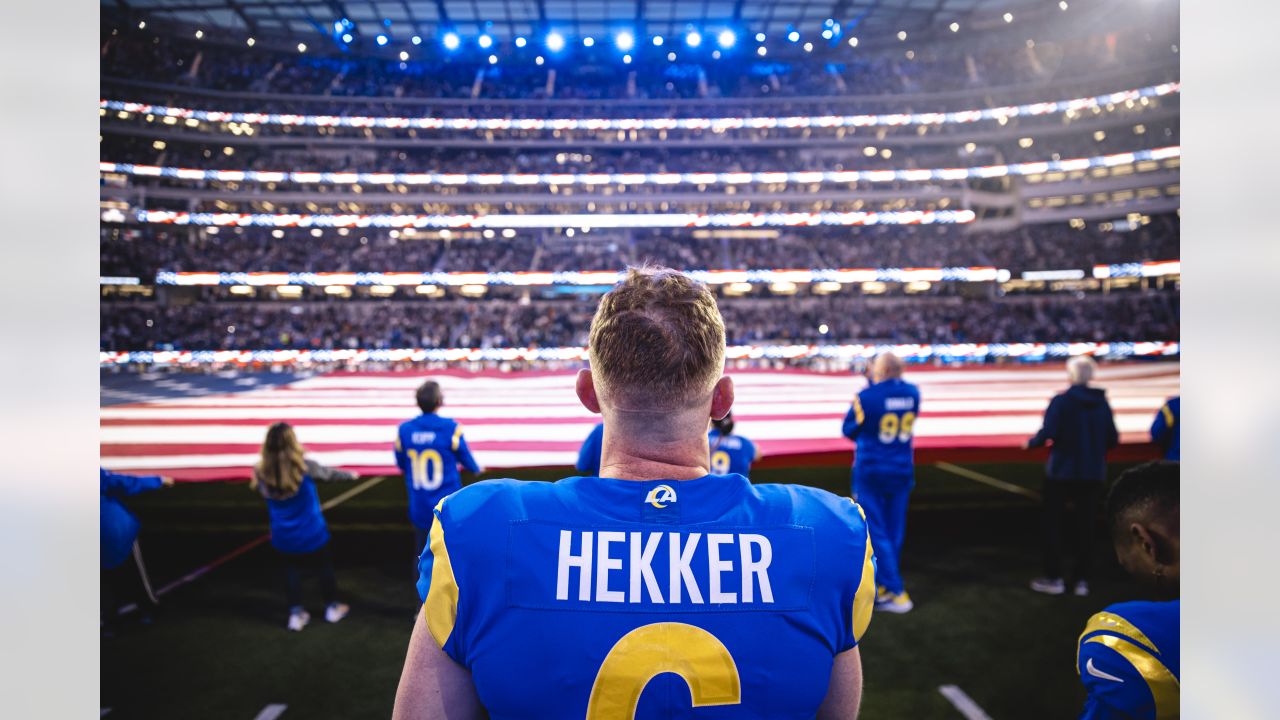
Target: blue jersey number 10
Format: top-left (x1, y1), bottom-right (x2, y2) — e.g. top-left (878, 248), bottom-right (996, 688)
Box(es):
top-left (406, 448), bottom-right (444, 490)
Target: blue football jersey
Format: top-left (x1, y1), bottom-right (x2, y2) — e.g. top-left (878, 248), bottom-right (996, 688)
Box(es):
top-left (708, 430), bottom-right (758, 477)
top-left (395, 413), bottom-right (480, 530)
top-left (842, 378), bottom-right (921, 477)
top-left (417, 473), bottom-right (877, 719)
top-left (1078, 600), bottom-right (1180, 720)
top-left (1149, 397), bottom-right (1180, 461)
top-left (577, 423), bottom-right (605, 476)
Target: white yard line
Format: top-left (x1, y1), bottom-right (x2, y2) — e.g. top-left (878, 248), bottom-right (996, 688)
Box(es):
top-left (938, 685), bottom-right (994, 720)
top-left (252, 704), bottom-right (288, 720)
top-left (935, 462), bottom-right (1042, 501)
top-left (321, 475), bottom-right (386, 510)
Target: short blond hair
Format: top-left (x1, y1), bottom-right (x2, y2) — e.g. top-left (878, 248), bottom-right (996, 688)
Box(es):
top-left (588, 266), bottom-right (726, 410)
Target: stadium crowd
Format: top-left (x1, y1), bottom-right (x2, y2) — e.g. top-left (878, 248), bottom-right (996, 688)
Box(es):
top-left (100, 215), bottom-right (1180, 278)
top-left (99, 291), bottom-right (1180, 351)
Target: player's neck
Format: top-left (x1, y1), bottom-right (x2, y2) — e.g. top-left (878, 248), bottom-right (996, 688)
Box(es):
top-left (598, 431), bottom-right (710, 481)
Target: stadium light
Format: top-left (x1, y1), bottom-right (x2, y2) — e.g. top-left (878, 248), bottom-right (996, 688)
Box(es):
top-left (246, 37), bottom-right (255, 46)
top-left (803, 42), bottom-right (813, 52)
top-left (488, 54), bottom-right (498, 64)
top-left (848, 36), bottom-right (858, 47)
top-left (546, 31), bottom-right (566, 52)
top-left (297, 43), bottom-right (307, 52)
top-left (442, 32), bottom-right (460, 50)
top-left (755, 32), bottom-right (765, 42)
top-left (623, 54), bottom-right (633, 64)
top-left (616, 30), bottom-right (635, 51)
top-left (583, 36), bottom-right (595, 47)
top-left (515, 36), bottom-right (527, 47)
top-left (1004, 12), bottom-right (1014, 22)
top-left (667, 51), bottom-right (677, 61)
top-left (138, 20), bottom-right (146, 29)
top-left (412, 35), bottom-right (422, 45)
top-left (478, 33), bottom-right (493, 48)
top-left (712, 50), bottom-right (721, 59)
top-left (757, 46), bottom-right (767, 56)
top-left (342, 33), bottom-right (353, 43)
top-left (334, 21), bottom-right (343, 33)
top-left (821, 29), bottom-right (832, 40)
top-left (897, 30), bottom-right (907, 41)
top-left (376, 34), bottom-right (389, 46)
top-left (195, 29), bottom-right (204, 39)
top-left (686, 30), bottom-right (702, 48)
top-left (950, 22), bottom-right (959, 32)
top-left (717, 29), bottom-right (736, 48)
top-left (788, 30), bottom-right (800, 42)
top-left (1059, 0), bottom-right (1068, 8)
top-left (653, 35), bottom-right (664, 46)
top-left (535, 55), bottom-right (545, 65)
top-left (400, 51), bottom-right (409, 60)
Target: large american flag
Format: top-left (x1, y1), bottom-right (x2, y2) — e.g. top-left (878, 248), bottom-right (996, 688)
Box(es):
top-left (100, 363), bottom-right (1179, 481)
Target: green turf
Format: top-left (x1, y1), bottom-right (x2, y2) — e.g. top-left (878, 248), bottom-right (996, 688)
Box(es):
top-left (104, 462), bottom-right (1150, 719)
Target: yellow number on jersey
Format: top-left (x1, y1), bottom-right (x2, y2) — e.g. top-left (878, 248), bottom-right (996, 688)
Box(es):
top-left (587, 622), bottom-right (741, 719)
top-left (710, 450), bottom-right (731, 474)
top-left (878, 411), bottom-right (916, 444)
top-left (406, 448), bottom-right (444, 490)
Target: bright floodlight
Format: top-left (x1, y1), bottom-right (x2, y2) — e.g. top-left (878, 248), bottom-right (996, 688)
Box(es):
top-left (755, 32), bottom-right (765, 42)
top-left (334, 21), bottom-right (343, 32)
top-left (653, 35), bottom-right (664, 46)
top-left (412, 35), bottom-right (422, 45)
top-left (583, 36), bottom-right (595, 47)
top-left (399, 50), bottom-right (409, 60)
top-left (717, 29), bottom-right (736, 48)
top-left (442, 32), bottom-right (461, 50)
top-left (546, 31), bottom-right (566, 52)
top-left (686, 30), bottom-right (702, 47)
top-left (757, 46), bottom-right (767, 56)
top-left (623, 54), bottom-right (632, 64)
top-left (787, 30), bottom-right (800, 42)
top-left (376, 34), bottom-right (389, 46)
top-left (478, 34), bottom-right (493, 48)
top-left (616, 30), bottom-right (635, 51)
top-left (342, 33), bottom-right (353, 43)
top-left (515, 36), bottom-right (527, 47)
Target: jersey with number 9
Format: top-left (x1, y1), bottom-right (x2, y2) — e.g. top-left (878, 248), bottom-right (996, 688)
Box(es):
top-left (417, 474), bottom-right (877, 719)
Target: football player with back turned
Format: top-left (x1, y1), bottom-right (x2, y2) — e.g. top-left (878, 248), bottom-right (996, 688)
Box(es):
top-left (394, 266), bottom-right (878, 719)
top-left (842, 352), bottom-right (921, 614)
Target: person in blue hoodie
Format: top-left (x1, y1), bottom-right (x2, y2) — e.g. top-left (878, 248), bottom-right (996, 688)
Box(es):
top-left (1026, 356), bottom-right (1119, 597)
top-left (1077, 460), bottom-right (1179, 719)
top-left (252, 422), bottom-right (360, 631)
top-left (101, 468), bottom-right (172, 625)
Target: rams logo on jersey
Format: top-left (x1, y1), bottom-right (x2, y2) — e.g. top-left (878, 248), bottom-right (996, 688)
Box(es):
top-left (645, 484), bottom-right (677, 508)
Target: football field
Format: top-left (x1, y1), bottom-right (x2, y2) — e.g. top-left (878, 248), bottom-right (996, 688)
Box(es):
top-left (102, 460), bottom-right (1151, 720)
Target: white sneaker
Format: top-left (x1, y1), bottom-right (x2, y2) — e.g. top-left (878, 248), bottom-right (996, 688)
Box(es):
top-left (1073, 581), bottom-right (1090, 597)
top-left (287, 608), bottom-right (311, 632)
top-left (875, 591), bottom-right (914, 614)
top-left (325, 602), bottom-right (350, 624)
top-left (1030, 577), bottom-right (1065, 595)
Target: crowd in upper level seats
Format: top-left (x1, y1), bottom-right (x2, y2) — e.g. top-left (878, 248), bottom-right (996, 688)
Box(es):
top-left (101, 15), bottom-right (1177, 105)
top-left (99, 290), bottom-right (1178, 352)
top-left (100, 214), bottom-right (1179, 279)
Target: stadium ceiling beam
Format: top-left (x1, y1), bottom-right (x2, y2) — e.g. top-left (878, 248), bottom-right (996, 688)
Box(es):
top-left (731, 0), bottom-right (745, 21)
top-left (433, 0), bottom-right (450, 23)
top-left (227, 0), bottom-right (261, 35)
top-left (398, 0), bottom-right (425, 41)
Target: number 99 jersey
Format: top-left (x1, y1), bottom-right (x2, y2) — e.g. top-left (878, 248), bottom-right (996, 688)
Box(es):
top-left (842, 378), bottom-right (922, 477)
top-left (417, 474), bottom-right (877, 719)
top-left (395, 413), bottom-right (481, 530)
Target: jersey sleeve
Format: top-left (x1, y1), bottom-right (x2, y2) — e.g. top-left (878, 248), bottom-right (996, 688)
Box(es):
top-left (1028, 394), bottom-right (1063, 447)
top-left (452, 423), bottom-right (481, 473)
top-left (393, 426), bottom-right (408, 475)
top-left (1150, 402), bottom-right (1173, 444)
top-left (845, 500), bottom-right (877, 650)
top-left (841, 394), bottom-right (867, 440)
top-left (417, 498), bottom-right (465, 664)
top-left (1076, 611), bottom-right (1179, 720)
top-left (100, 468), bottom-right (164, 497)
top-left (810, 494), bottom-right (876, 653)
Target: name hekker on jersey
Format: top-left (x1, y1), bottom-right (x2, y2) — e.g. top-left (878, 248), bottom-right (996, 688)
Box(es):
top-left (417, 473), bottom-right (877, 720)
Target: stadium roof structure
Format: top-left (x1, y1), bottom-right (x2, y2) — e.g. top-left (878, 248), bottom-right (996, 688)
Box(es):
top-left (107, 0), bottom-right (1062, 46)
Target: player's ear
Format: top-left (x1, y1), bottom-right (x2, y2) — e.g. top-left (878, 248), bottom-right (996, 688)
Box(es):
top-left (1129, 522), bottom-right (1157, 564)
top-left (576, 368), bottom-right (602, 414)
top-left (710, 375), bottom-right (735, 421)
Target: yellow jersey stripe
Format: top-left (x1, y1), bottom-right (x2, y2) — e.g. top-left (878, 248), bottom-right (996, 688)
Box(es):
top-left (423, 499), bottom-right (459, 648)
top-left (452, 424), bottom-right (464, 452)
top-left (852, 396), bottom-right (865, 427)
top-left (1084, 634), bottom-right (1180, 718)
top-left (1161, 404), bottom-right (1175, 428)
top-left (394, 435), bottom-right (401, 451)
top-left (851, 504), bottom-right (876, 643)
top-left (1078, 611), bottom-right (1161, 665)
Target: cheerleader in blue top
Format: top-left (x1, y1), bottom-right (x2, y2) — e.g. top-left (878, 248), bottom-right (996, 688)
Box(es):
top-left (252, 422), bottom-right (360, 631)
